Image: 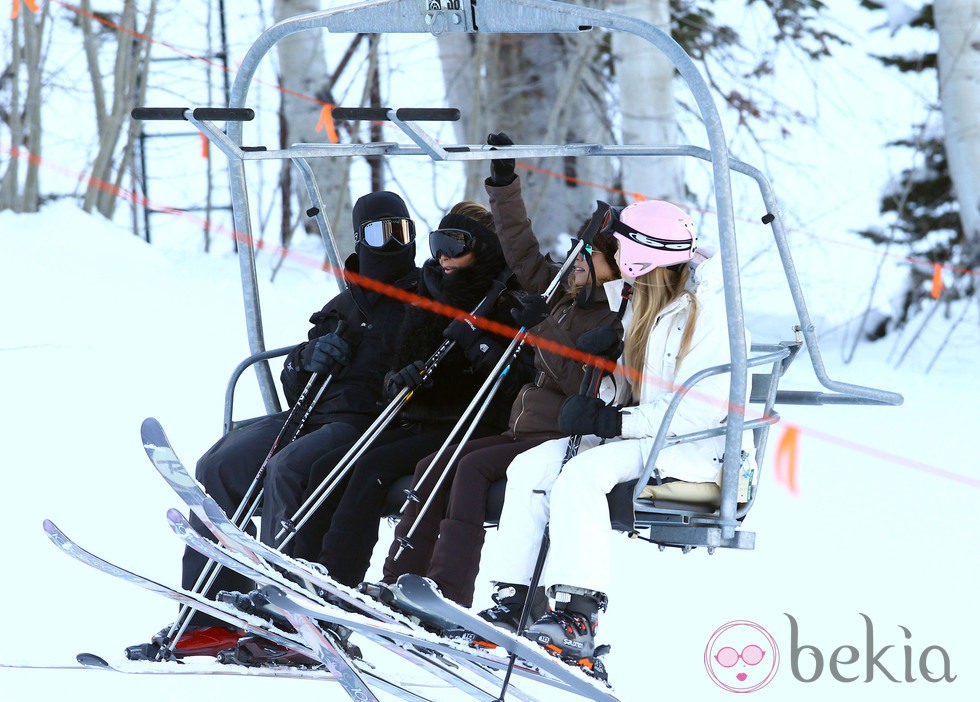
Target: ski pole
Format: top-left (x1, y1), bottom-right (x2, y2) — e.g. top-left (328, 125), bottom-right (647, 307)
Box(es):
top-left (391, 244), bottom-right (587, 560)
top-left (273, 343), bottom-right (450, 547)
top-left (275, 272), bottom-right (513, 547)
top-left (159, 323), bottom-right (345, 659)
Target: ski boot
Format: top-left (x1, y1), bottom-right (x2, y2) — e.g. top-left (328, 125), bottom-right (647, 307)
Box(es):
top-left (125, 623), bottom-right (242, 661)
top-left (526, 587), bottom-right (612, 686)
top-left (218, 589), bottom-right (297, 633)
top-left (216, 635), bottom-right (320, 668)
top-left (477, 583), bottom-right (549, 633)
top-left (359, 579), bottom-right (481, 644)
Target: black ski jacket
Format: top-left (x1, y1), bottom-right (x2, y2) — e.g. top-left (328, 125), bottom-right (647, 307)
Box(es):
top-left (390, 258), bottom-right (533, 433)
top-left (281, 254), bottom-right (419, 426)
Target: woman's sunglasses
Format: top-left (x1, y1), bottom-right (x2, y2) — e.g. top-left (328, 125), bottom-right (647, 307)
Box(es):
top-left (714, 644), bottom-right (766, 668)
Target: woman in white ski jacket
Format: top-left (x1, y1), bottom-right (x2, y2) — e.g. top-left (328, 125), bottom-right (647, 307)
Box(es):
top-left (478, 199), bottom-right (753, 681)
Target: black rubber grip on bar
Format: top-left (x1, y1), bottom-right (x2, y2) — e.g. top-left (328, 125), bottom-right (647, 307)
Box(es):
top-left (331, 107), bottom-right (461, 122)
top-left (131, 107), bottom-right (190, 121)
top-left (331, 107), bottom-right (390, 121)
top-left (761, 213), bottom-right (775, 224)
top-left (394, 108), bottom-right (460, 122)
top-left (192, 108), bottom-right (255, 121)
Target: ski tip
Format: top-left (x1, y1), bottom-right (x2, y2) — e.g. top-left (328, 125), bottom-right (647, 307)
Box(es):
top-left (41, 518), bottom-right (58, 535)
top-left (76, 652), bottom-right (110, 668)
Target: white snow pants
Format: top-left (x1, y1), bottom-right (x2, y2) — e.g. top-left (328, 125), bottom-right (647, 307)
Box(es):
top-left (489, 434), bottom-right (651, 595)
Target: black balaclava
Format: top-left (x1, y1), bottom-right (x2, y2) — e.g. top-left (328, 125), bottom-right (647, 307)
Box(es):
top-left (424, 213), bottom-right (506, 309)
top-left (351, 191), bottom-right (417, 284)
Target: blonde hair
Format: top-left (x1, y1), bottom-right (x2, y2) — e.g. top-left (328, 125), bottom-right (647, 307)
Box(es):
top-left (448, 201), bottom-right (494, 232)
top-left (622, 266), bottom-right (697, 397)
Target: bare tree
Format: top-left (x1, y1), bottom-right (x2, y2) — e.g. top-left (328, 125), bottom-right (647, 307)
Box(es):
top-left (273, 0), bottom-right (353, 260)
top-left (610, 0), bottom-right (683, 203)
top-left (79, 0), bottom-right (156, 219)
top-left (0, 2), bottom-right (50, 212)
top-left (438, 26), bottom-right (615, 251)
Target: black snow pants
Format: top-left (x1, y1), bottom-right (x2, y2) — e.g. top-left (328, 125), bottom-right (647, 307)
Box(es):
top-left (182, 410), bottom-right (366, 627)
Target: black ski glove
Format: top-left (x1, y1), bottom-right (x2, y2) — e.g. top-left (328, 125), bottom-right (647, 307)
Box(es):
top-left (509, 292), bottom-right (550, 329)
top-left (576, 327), bottom-right (623, 361)
top-left (444, 318), bottom-right (504, 369)
top-left (383, 360), bottom-right (432, 399)
top-left (558, 395), bottom-right (622, 438)
top-left (487, 132), bottom-right (517, 186)
top-left (301, 332), bottom-right (351, 374)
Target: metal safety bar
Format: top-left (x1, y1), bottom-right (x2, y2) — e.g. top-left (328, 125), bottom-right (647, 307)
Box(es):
top-left (156, 0), bottom-right (903, 545)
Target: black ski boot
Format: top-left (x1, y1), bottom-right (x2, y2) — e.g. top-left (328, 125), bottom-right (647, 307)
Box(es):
top-left (477, 583), bottom-right (549, 633)
top-left (218, 589), bottom-right (297, 633)
top-left (216, 635), bottom-right (321, 668)
top-left (526, 587), bottom-right (611, 685)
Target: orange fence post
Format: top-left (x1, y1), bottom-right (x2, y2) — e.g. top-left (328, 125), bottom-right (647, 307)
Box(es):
top-left (773, 424), bottom-right (800, 495)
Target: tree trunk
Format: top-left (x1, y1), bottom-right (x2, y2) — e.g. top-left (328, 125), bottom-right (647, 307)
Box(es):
top-left (273, 0), bottom-right (353, 261)
top-left (609, 0), bottom-right (682, 202)
top-left (934, 0), bottom-right (980, 267)
top-left (439, 26), bottom-right (614, 252)
top-left (81, 0), bottom-right (156, 219)
top-left (1, 3), bottom-right (49, 213)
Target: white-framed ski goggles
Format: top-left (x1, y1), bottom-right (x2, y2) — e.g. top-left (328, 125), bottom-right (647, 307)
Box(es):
top-left (611, 220), bottom-right (694, 251)
top-left (356, 217), bottom-right (417, 248)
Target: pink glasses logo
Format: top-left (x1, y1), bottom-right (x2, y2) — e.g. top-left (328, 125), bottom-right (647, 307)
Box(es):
top-left (705, 620), bottom-right (780, 693)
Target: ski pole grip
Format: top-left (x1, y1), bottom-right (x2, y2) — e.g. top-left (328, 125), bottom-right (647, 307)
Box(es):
top-left (131, 107), bottom-right (190, 121)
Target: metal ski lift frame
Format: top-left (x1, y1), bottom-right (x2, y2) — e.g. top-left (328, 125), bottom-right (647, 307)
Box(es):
top-left (183, 0), bottom-right (902, 547)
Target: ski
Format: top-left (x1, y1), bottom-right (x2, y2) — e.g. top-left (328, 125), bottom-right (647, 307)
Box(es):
top-left (42, 519), bottom-right (430, 702)
top-left (390, 575), bottom-right (619, 702)
top-left (166, 508), bottom-right (525, 702)
top-left (143, 417), bottom-right (544, 700)
top-left (74, 651), bottom-right (337, 680)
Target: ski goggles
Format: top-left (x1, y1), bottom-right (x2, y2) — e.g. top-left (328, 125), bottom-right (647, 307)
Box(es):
top-left (429, 228), bottom-right (476, 259)
top-left (714, 645), bottom-right (766, 668)
top-left (356, 217), bottom-right (416, 248)
top-left (611, 219), bottom-right (694, 252)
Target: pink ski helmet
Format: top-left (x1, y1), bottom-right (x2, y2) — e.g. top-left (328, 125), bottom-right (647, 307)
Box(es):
top-left (609, 200), bottom-right (697, 278)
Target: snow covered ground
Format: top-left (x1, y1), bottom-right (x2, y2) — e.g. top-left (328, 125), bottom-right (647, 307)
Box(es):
top-left (2, 2), bottom-right (979, 701)
top-left (2, 194), bottom-right (978, 702)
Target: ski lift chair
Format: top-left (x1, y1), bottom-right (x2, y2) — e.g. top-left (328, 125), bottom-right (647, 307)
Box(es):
top-left (147, 0), bottom-right (902, 554)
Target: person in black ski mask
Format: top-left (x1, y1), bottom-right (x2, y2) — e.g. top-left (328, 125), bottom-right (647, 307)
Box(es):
top-left (260, 201), bottom-right (534, 591)
top-left (127, 191), bottom-right (423, 662)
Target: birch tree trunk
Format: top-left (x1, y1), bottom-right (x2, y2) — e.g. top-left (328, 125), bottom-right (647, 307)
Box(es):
top-left (81, 0), bottom-right (156, 220)
top-left (439, 27), bottom-right (614, 251)
top-left (0, 3), bottom-right (49, 212)
top-left (934, 0), bottom-right (980, 266)
top-left (273, 0), bottom-right (353, 261)
top-left (609, 0), bottom-right (682, 202)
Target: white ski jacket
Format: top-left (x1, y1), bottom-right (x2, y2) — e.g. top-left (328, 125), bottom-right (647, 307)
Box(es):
top-left (603, 249), bottom-right (754, 484)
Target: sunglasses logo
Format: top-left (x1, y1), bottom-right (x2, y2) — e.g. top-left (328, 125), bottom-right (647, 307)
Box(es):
top-left (704, 621), bottom-right (779, 693)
